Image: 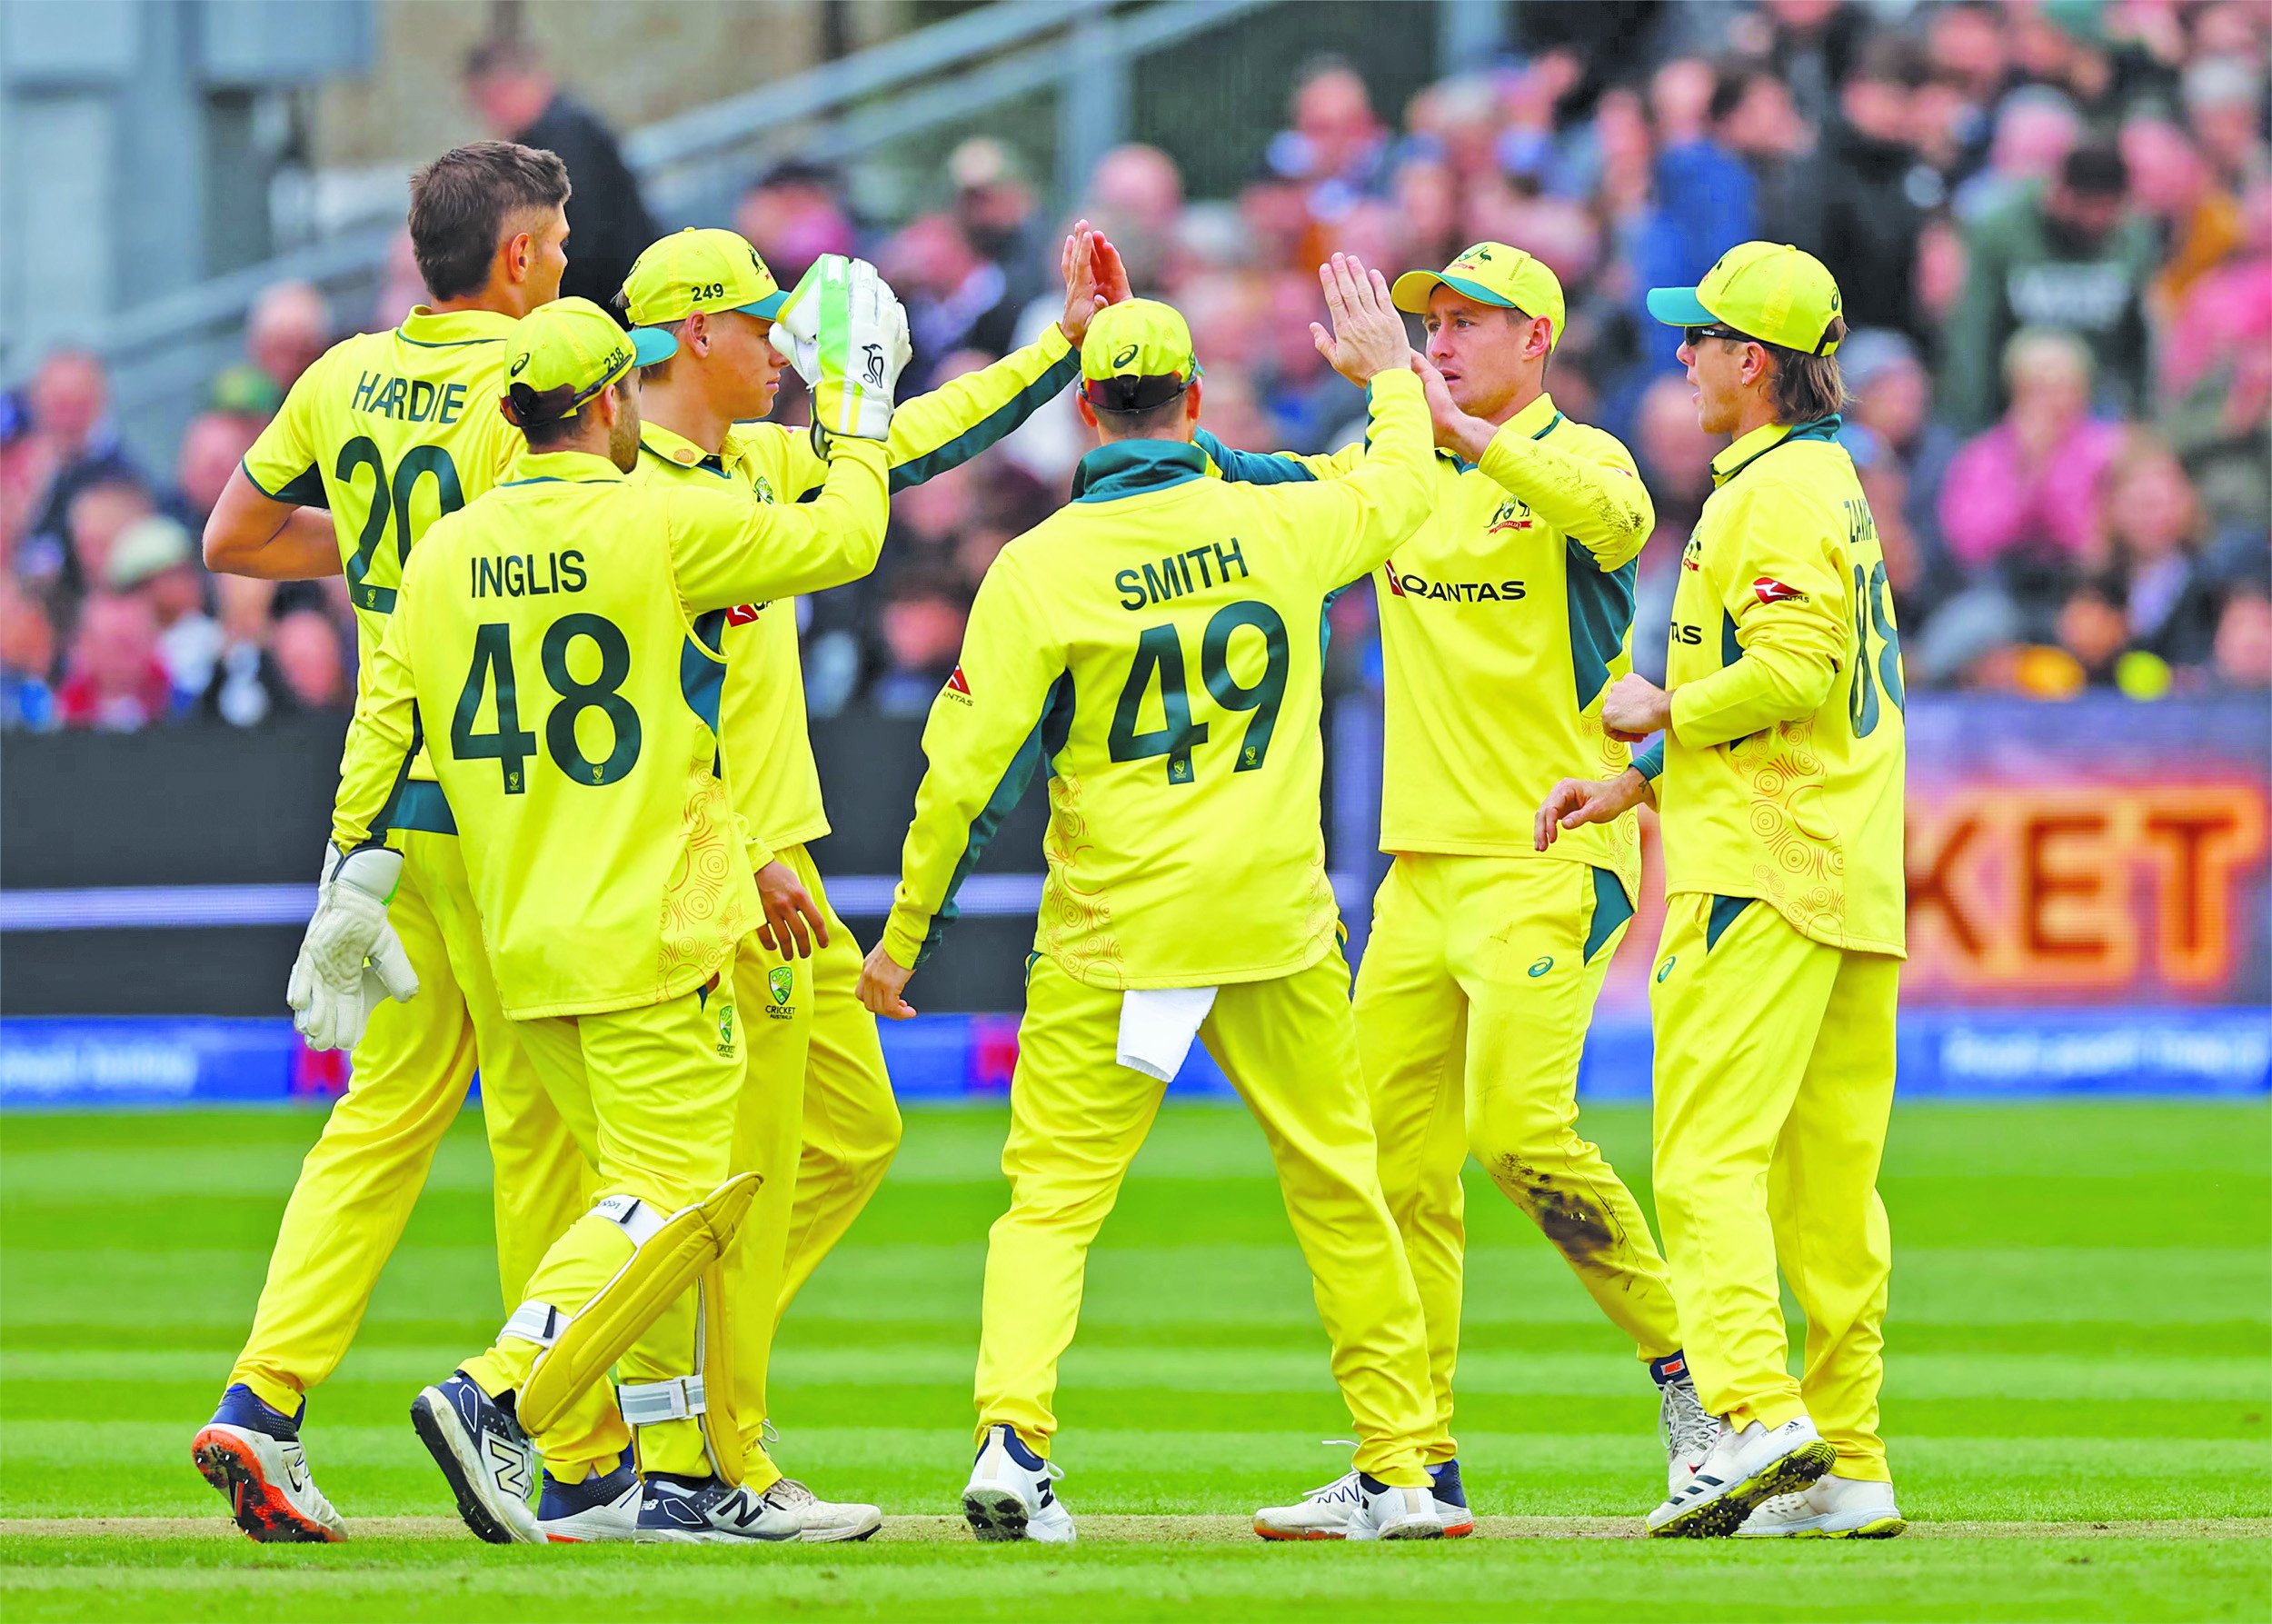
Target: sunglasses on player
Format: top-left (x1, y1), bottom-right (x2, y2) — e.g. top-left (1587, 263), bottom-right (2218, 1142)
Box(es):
top-left (1683, 324), bottom-right (1752, 348)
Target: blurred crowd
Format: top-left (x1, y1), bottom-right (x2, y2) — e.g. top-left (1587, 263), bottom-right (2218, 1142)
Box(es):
top-left (5, 0), bottom-right (2267, 735)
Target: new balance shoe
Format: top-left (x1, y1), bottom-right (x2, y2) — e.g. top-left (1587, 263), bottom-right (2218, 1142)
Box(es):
top-left (762, 1476), bottom-right (883, 1543)
top-left (1738, 1473), bottom-right (1906, 1539)
top-left (1253, 1470), bottom-right (1447, 1541)
top-left (1428, 1459), bottom-right (1476, 1538)
top-left (410, 1372), bottom-right (542, 1544)
top-left (191, 1384), bottom-right (346, 1543)
top-left (634, 1473), bottom-right (801, 1544)
top-left (962, 1422), bottom-right (1075, 1544)
top-left (536, 1452), bottom-right (642, 1543)
top-left (1651, 1351), bottom-right (1722, 1497)
top-left (1647, 1415), bottom-right (1837, 1539)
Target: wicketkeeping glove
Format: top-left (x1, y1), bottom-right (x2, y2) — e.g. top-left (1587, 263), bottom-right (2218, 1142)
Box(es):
top-left (770, 254), bottom-right (911, 442)
top-left (288, 844), bottom-right (419, 1051)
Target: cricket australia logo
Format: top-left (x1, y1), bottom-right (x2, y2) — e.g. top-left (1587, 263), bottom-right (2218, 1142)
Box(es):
top-left (766, 964), bottom-right (796, 1020)
top-left (1487, 494), bottom-right (1534, 534)
top-left (750, 473), bottom-right (776, 504)
top-left (716, 1000), bottom-right (737, 1058)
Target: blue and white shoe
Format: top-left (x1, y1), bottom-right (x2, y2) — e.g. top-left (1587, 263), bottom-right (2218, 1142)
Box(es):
top-left (634, 1472), bottom-right (802, 1544)
top-left (410, 1372), bottom-right (542, 1545)
top-left (1253, 1468), bottom-right (1445, 1540)
top-left (1428, 1459), bottom-right (1475, 1538)
top-left (536, 1452), bottom-right (643, 1543)
top-left (192, 1384), bottom-right (346, 1543)
top-left (963, 1423), bottom-right (1075, 1543)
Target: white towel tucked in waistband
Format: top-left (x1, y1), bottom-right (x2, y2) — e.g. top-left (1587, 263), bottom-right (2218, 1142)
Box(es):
top-left (1115, 986), bottom-right (1219, 1081)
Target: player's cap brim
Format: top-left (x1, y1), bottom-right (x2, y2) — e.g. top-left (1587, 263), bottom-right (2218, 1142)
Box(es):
top-left (736, 290), bottom-right (787, 320)
top-left (1390, 269), bottom-right (1523, 314)
top-left (628, 327), bottom-right (679, 366)
top-left (1645, 286), bottom-right (1717, 327)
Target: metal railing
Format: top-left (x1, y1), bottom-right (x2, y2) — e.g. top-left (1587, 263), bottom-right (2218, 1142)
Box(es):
top-left (63, 0), bottom-right (1278, 471)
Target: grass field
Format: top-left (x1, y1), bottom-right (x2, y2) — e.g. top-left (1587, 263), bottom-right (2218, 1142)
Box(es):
top-left (2, 1101), bottom-right (2267, 1621)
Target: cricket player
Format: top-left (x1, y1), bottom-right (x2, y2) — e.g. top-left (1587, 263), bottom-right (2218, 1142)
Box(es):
top-left (1541, 242), bottom-right (1907, 1539)
top-left (860, 262), bottom-right (1451, 1545)
top-left (303, 278), bottom-right (906, 1546)
top-left (1201, 243), bottom-right (1714, 1519)
top-left (613, 220), bottom-right (1119, 1521)
top-left (193, 142), bottom-right (596, 1542)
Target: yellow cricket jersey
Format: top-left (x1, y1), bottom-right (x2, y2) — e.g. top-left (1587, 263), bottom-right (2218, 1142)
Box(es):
top-left (1633, 417), bottom-right (1907, 958)
top-left (242, 307), bottom-right (523, 657)
top-left (881, 369), bottom-right (1436, 989)
top-left (1198, 392), bottom-right (1654, 898)
top-left (330, 439), bottom-right (891, 1018)
top-left (631, 324), bottom-right (1079, 859)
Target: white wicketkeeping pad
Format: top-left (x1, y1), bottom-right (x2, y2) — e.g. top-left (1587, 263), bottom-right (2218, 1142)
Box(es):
top-left (1116, 986), bottom-right (1219, 1081)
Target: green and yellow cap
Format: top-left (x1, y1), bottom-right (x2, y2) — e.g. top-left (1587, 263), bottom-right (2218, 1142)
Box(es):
top-left (1646, 241), bottom-right (1844, 354)
top-left (502, 297), bottom-right (675, 427)
top-left (1080, 298), bottom-right (1197, 411)
top-left (1391, 242), bottom-right (1567, 347)
top-left (619, 227), bottom-right (788, 328)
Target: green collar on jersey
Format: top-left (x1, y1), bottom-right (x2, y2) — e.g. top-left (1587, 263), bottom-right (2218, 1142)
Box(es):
top-left (1711, 413), bottom-right (1843, 486)
top-left (1071, 439), bottom-right (1208, 503)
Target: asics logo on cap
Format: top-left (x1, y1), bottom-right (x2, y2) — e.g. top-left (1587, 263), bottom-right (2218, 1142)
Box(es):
top-left (509, 354), bottom-right (530, 375)
top-left (1112, 343), bottom-right (1140, 368)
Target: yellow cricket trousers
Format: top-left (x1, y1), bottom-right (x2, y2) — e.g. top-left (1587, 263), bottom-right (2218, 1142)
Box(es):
top-left (768, 849), bottom-right (903, 1324)
top-left (976, 949), bottom-right (1436, 1487)
top-left (1649, 892), bottom-right (1898, 1480)
top-left (230, 832), bottom-right (590, 1439)
top-left (721, 847), bottom-right (902, 1485)
top-left (463, 948), bottom-right (747, 1480)
top-left (1355, 854), bottom-right (1682, 1460)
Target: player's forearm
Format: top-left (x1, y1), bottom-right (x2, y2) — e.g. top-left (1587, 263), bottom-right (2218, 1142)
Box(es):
top-left (1669, 640), bottom-right (1842, 748)
top-left (682, 438), bottom-right (891, 610)
top-left (203, 473), bottom-right (343, 581)
top-left (331, 694), bottom-right (419, 851)
top-left (886, 324), bottom-right (1078, 491)
top-left (1330, 370), bottom-right (1437, 578)
top-left (1477, 428), bottom-right (1653, 565)
top-left (1195, 428), bottom-right (1353, 486)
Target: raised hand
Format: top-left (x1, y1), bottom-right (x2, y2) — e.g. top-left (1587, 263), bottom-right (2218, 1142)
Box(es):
top-left (1058, 218), bottom-right (1128, 345)
top-left (1309, 253), bottom-right (1411, 386)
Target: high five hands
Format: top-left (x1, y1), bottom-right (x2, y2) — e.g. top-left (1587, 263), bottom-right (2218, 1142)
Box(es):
top-left (1060, 219), bottom-right (1131, 346)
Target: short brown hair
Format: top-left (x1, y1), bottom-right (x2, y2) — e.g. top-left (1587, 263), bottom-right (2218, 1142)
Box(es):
top-left (407, 142), bottom-right (570, 302)
top-left (513, 373), bottom-right (630, 451)
top-left (1766, 317), bottom-right (1850, 423)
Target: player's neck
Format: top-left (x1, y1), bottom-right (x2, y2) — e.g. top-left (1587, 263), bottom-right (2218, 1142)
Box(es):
top-left (641, 381), bottom-right (729, 456)
top-left (1731, 392), bottom-right (1783, 441)
top-left (430, 289), bottom-right (525, 320)
top-left (1480, 374), bottom-right (1547, 431)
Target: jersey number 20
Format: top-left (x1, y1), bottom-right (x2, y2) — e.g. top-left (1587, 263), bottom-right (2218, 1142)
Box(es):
top-left (452, 614), bottom-right (642, 793)
top-left (1108, 600), bottom-right (1289, 784)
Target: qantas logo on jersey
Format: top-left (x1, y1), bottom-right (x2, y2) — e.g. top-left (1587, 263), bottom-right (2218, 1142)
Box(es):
top-left (943, 664), bottom-right (973, 705)
top-left (1752, 576), bottom-right (1809, 605)
top-left (725, 603), bottom-right (773, 625)
top-left (1382, 557), bottom-right (1526, 603)
top-left (1486, 495), bottom-right (1535, 533)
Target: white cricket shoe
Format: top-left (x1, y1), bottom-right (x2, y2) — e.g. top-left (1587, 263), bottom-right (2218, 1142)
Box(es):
top-left (1658, 1369), bottom-right (1723, 1496)
top-left (1738, 1473), bottom-right (1906, 1539)
top-left (635, 1472), bottom-right (801, 1543)
top-left (962, 1422), bottom-right (1076, 1544)
top-left (763, 1477), bottom-right (884, 1542)
top-left (535, 1455), bottom-right (642, 1543)
top-left (1254, 1469), bottom-right (1447, 1541)
top-left (1647, 1414), bottom-right (1837, 1539)
top-left (192, 1385), bottom-right (347, 1543)
top-left (409, 1373), bottom-right (542, 1544)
